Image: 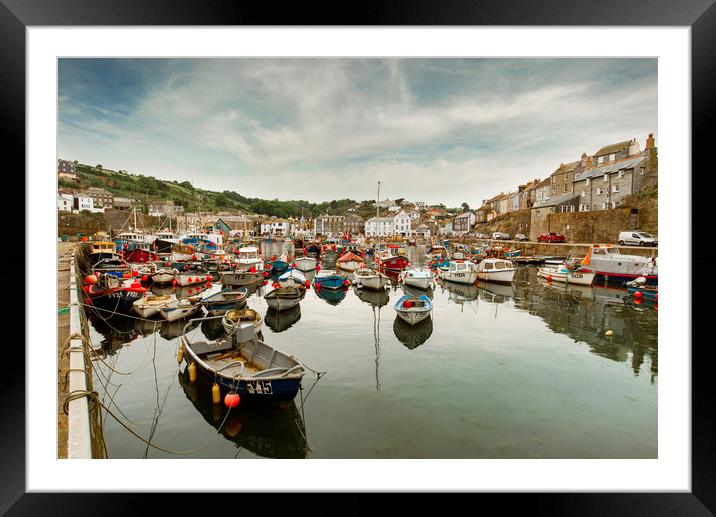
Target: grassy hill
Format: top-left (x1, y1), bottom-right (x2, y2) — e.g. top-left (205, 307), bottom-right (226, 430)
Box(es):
top-left (59, 162), bottom-right (459, 219)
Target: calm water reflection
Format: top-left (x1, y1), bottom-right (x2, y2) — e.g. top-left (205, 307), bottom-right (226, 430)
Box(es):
top-left (87, 242), bottom-right (657, 458)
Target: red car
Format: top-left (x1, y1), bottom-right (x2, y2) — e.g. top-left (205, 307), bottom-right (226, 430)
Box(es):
top-left (537, 232), bottom-right (566, 243)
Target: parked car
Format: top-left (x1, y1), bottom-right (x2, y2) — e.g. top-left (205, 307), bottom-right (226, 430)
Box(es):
top-left (514, 234), bottom-right (528, 242)
top-left (475, 233), bottom-right (489, 239)
top-left (492, 231), bottom-right (510, 240)
top-left (537, 232), bottom-right (566, 243)
top-left (618, 231), bottom-right (658, 247)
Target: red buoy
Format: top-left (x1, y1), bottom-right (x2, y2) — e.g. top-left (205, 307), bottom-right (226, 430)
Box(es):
top-left (655, 293), bottom-right (658, 300)
top-left (263, 280), bottom-right (268, 285)
top-left (263, 272), bottom-right (269, 277)
top-left (634, 291), bottom-right (642, 299)
top-left (224, 392), bottom-right (240, 408)
top-left (343, 279), bottom-right (350, 286)
top-left (141, 275), bottom-right (148, 282)
top-left (84, 274), bottom-right (98, 285)
top-left (188, 277), bottom-right (193, 283)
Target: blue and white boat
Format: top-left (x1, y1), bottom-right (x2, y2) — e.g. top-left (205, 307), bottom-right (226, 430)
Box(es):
top-left (267, 253), bottom-right (290, 274)
top-left (278, 268), bottom-right (307, 288)
top-left (180, 319), bottom-right (306, 404)
top-left (201, 288), bottom-right (248, 315)
top-left (313, 269), bottom-right (346, 290)
top-left (394, 295), bottom-right (433, 326)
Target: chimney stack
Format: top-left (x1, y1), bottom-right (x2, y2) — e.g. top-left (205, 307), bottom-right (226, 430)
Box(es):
top-left (646, 133), bottom-right (655, 149)
top-left (581, 153), bottom-right (589, 167)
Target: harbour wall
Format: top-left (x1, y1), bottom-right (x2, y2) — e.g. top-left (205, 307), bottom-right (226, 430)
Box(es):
top-left (58, 209), bottom-right (178, 238)
top-left (473, 207), bottom-right (645, 244)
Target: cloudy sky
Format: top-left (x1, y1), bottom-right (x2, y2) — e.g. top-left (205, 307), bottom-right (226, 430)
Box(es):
top-left (58, 58), bottom-right (657, 207)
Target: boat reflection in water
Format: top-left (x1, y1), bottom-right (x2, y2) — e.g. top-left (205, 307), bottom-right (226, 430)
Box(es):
top-left (151, 283), bottom-right (175, 297)
top-left (264, 305), bottom-right (302, 333)
top-left (515, 268), bottom-right (657, 379)
top-left (160, 317), bottom-right (201, 340)
top-left (315, 286), bottom-right (348, 305)
top-left (177, 370), bottom-right (308, 459)
top-left (87, 313), bottom-right (138, 357)
top-left (439, 279), bottom-right (479, 306)
top-left (353, 285), bottom-right (390, 308)
top-left (476, 280), bottom-right (515, 303)
top-left (134, 316), bottom-right (163, 337)
top-left (393, 316), bottom-right (433, 350)
top-left (201, 315), bottom-right (228, 341)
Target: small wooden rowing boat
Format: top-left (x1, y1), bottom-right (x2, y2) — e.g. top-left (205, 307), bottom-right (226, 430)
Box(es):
top-left (264, 286), bottom-right (303, 310)
top-left (222, 308), bottom-right (263, 335)
top-left (133, 294), bottom-right (174, 318)
top-left (159, 295), bottom-right (203, 322)
top-left (201, 288), bottom-right (248, 315)
top-left (180, 320), bottom-right (306, 404)
top-left (538, 263), bottom-right (595, 286)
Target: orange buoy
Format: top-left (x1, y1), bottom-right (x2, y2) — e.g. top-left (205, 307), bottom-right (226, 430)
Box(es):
top-left (188, 362), bottom-right (197, 383)
top-left (224, 392), bottom-right (240, 408)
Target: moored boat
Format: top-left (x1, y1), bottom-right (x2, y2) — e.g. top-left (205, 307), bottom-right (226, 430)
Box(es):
top-left (336, 251), bottom-right (364, 273)
top-left (293, 256), bottom-right (317, 271)
top-left (159, 295), bottom-right (203, 322)
top-left (201, 288), bottom-right (249, 315)
top-left (133, 294), bottom-right (174, 318)
top-left (537, 263), bottom-right (595, 286)
top-left (353, 267), bottom-right (389, 290)
top-left (264, 286), bottom-right (303, 310)
top-left (581, 244), bottom-right (658, 285)
top-left (222, 308), bottom-right (263, 335)
top-left (438, 261), bottom-right (479, 285)
top-left (234, 246), bottom-right (264, 272)
top-left (399, 267), bottom-right (433, 290)
top-left (394, 295), bottom-right (433, 326)
top-left (277, 268), bottom-right (307, 288)
top-left (175, 270), bottom-right (211, 287)
top-left (179, 320), bottom-right (306, 404)
top-left (313, 269), bottom-right (347, 290)
top-left (151, 268), bottom-right (177, 284)
top-left (476, 258), bottom-right (516, 284)
top-left (625, 276), bottom-right (658, 301)
top-left (219, 270), bottom-right (264, 287)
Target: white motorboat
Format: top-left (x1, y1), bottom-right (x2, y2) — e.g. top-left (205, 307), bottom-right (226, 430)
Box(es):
top-left (234, 246), bottom-right (264, 272)
top-left (159, 295), bottom-right (203, 322)
top-left (476, 258), bottom-right (516, 284)
top-left (354, 267), bottom-right (389, 290)
top-left (293, 256), bottom-right (317, 271)
top-left (438, 261), bottom-right (479, 285)
top-left (399, 267), bottom-right (433, 290)
top-left (581, 244), bottom-right (658, 285)
top-left (133, 294), bottom-right (174, 318)
top-left (538, 263), bottom-right (595, 286)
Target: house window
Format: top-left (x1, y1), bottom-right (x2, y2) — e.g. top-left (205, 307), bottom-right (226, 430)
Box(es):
top-left (609, 153), bottom-right (616, 161)
top-left (596, 188), bottom-right (603, 195)
top-left (603, 174), bottom-right (608, 182)
top-left (597, 156), bottom-right (605, 164)
top-left (586, 178), bottom-right (590, 185)
top-left (618, 170), bottom-right (624, 178)
top-left (563, 183), bottom-right (567, 192)
top-left (581, 191), bottom-right (586, 197)
top-left (602, 202), bottom-right (607, 210)
top-left (552, 185), bottom-right (556, 193)
top-left (612, 184), bottom-right (620, 193)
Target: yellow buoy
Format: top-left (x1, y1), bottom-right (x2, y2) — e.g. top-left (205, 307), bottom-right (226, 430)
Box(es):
top-left (188, 362), bottom-right (197, 383)
top-left (212, 382), bottom-right (221, 405)
top-left (605, 330), bottom-right (614, 337)
top-left (177, 344), bottom-right (184, 364)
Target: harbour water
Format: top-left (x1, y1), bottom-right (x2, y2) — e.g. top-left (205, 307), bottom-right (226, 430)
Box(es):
top-left (87, 242), bottom-right (657, 459)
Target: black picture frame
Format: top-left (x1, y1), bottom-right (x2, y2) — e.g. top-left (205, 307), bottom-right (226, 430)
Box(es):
top-left (3, 0), bottom-right (711, 513)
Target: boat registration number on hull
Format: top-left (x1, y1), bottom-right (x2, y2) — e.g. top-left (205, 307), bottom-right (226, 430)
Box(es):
top-left (571, 273), bottom-right (583, 278)
top-left (245, 380), bottom-right (273, 395)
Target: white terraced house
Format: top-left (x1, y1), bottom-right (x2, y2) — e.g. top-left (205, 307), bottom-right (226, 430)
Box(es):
top-left (365, 217), bottom-right (395, 237)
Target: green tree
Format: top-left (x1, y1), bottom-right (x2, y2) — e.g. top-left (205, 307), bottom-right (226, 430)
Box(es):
top-left (461, 202), bottom-right (470, 211)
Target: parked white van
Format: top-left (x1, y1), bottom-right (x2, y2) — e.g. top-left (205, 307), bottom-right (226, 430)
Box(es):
top-left (618, 231), bottom-right (658, 247)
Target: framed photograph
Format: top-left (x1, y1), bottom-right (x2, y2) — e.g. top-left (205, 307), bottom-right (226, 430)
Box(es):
top-left (5, 0), bottom-right (711, 513)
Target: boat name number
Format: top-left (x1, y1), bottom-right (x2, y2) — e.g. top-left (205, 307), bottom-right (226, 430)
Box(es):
top-left (245, 380), bottom-right (273, 395)
top-left (572, 273), bottom-right (583, 278)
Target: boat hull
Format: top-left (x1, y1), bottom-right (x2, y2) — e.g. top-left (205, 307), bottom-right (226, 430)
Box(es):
top-left (151, 270), bottom-right (176, 284)
top-left (538, 267), bottom-right (595, 286)
top-left (379, 256), bottom-right (410, 271)
top-left (159, 304), bottom-right (201, 322)
top-left (354, 274), bottom-right (388, 290)
top-left (439, 269), bottom-right (478, 285)
top-left (220, 271), bottom-right (264, 286)
top-left (596, 272), bottom-right (658, 286)
top-left (293, 257), bottom-right (317, 271)
top-left (476, 269), bottom-right (515, 284)
top-left (314, 275), bottom-right (345, 290)
top-left (396, 310), bottom-right (431, 325)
